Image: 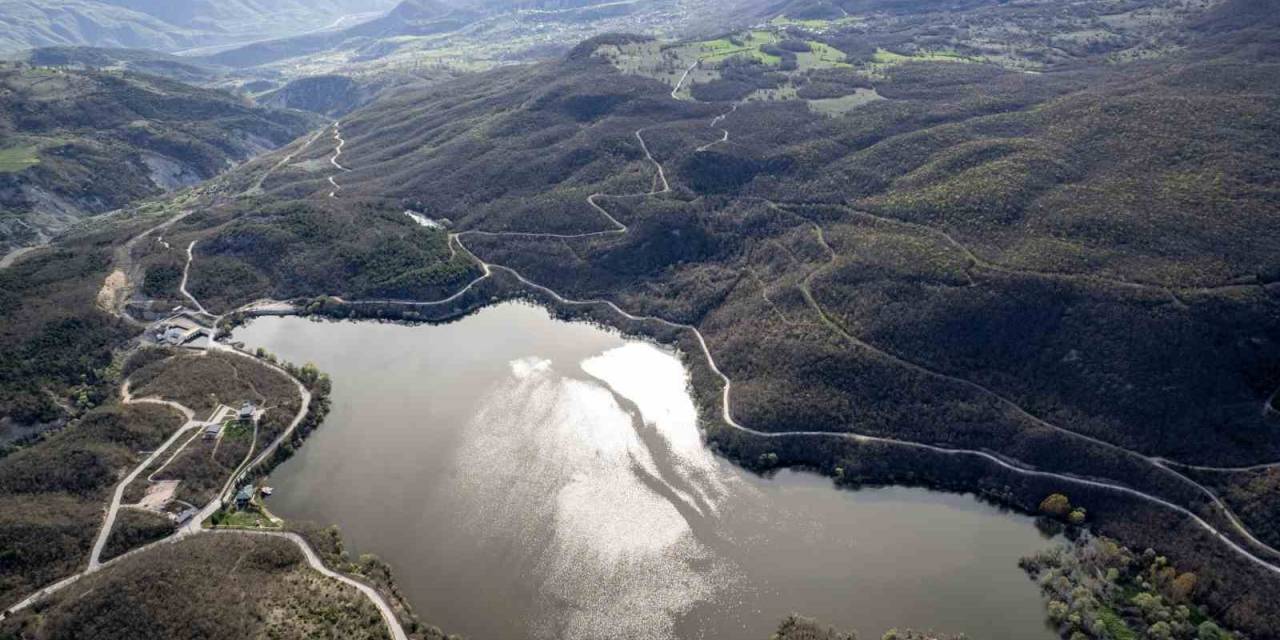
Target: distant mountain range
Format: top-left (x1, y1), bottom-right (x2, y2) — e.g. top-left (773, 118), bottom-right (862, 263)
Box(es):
top-left (194, 0), bottom-right (766, 74)
top-left (0, 0), bottom-right (399, 55)
top-left (198, 0), bottom-right (477, 68)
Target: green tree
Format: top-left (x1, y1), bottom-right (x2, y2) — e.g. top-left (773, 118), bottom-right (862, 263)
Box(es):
top-left (299, 362), bottom-right (320, 385)
top-left (1197, 622), bottom-right (1225, 640)
top-left (1039, 493), bottom-right (1072, 518)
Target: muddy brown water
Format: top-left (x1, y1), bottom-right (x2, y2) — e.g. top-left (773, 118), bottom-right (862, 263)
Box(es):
top-left (236, 303), bottom-right (1057, 640)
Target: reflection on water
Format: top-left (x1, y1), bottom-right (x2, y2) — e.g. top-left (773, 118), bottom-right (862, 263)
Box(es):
top-left (236, 303), bottom-right (1055, 640)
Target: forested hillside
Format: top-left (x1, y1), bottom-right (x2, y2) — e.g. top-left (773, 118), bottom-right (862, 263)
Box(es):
top-left (127, 0), bottom-right (1280, 634)
top-left (1, 0), bottom-right (1278, 637)
top-left (0, 62), bottom-right (316, 256)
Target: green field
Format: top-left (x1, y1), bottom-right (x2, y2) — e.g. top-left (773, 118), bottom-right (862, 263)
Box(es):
top-left (0, 145), bottom-right (39, 173)
top-left (796, 41), bottom-right (852, 70)
top-left (216, 509), bottom-right (278, 529)
top-left (871, 48), bottom-right (974, 65)
top-left (691, 30), bottom-right (784, 65)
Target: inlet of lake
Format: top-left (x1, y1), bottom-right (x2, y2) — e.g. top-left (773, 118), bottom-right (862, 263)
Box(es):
top-left (235, 302), bottom-right (1058, 640)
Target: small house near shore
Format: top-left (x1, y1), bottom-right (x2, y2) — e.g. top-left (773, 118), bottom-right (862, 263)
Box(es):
top-left (202, 421), bottom-right (222, 440)
top-left (234, 485), bottom-right (254, 509)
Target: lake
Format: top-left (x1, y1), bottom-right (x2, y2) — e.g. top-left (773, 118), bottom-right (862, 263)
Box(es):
top-left (235, 303), bottom-right (1056, 640)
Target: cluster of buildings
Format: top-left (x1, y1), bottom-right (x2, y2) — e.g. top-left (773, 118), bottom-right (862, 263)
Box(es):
top-left (152, 312), bottom-right (211, 347)
top-left (201, 401), bottom-right (258, 441)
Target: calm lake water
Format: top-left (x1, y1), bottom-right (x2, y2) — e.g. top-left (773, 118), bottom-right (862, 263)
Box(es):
top-left (236, 303), bottom-right (1056, 640)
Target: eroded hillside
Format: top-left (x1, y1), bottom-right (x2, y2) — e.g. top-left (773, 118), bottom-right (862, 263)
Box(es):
top-left (0, 63), bottom-right (316, 255)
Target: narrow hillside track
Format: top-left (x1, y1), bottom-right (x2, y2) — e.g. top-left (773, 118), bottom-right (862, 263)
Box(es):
top-left (775, 207), bottom-right (1280, 562)
top-left (697, 103), bottom-right (738, 153)
top-left (249, 127), bottom-right (327, 195)
top-left (328, 121), bottom-right (349, 198)
top-left (789, 203), bottom-right (1278, 306)
top-left (89, 385), bottom-right (200, 570)
top-left (671, 61), bottom-right (698, 99)
top-left (180, 240), bottom-right (211, 316)
top-left (210, 530), bottom-right (410, 640)
top-left (636, 128), bottom-right (671, 193)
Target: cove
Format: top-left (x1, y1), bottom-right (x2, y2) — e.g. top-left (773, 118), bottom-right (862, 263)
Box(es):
top-left (234, 302), bottom-right (1057, 640)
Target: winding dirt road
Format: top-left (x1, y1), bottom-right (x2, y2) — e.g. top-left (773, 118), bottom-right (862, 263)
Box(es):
top-left (328, 121), bottom-right (349, 198)
top-left (249, 127), bottom-right (327, 195)
top-left (16, 92), bottom-right (1273, 634)
top-left (180, 240), bottom-right (210, 316)
top-left (210, 530), bottom-right (409, 640)
top-left (696, 103), bottom-right (737, 152)
top-left (87, 385), bottom-right (199, 571)
top-left (671, 60), bottom-right (698, 99)
top-left (4, 331), bottom-right (403, 640)
top-left (285, 117), bottom-right (1280, 578)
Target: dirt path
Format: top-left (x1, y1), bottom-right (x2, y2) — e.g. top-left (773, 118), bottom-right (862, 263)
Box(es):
top-left (0, 244), bottom-right (42, 269)
top-left (210, 530), bottom-right (409, 640)
top-left (671, 60), bottom-right (698, 99)
top-left (635, 128), bottom-right (670, 193)
top-left (88, 384), bottom-right (199, 571)
top-left (328, 121), bottom-right (349, 198)
top-left (248, 127), bottom-right (327, 195)
top-left (180, 240), bottom-right (210, 316)
top-left (308, 119), bottom-right (1280, 575)
top-left (697, 103), bottom-right (737, 152)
